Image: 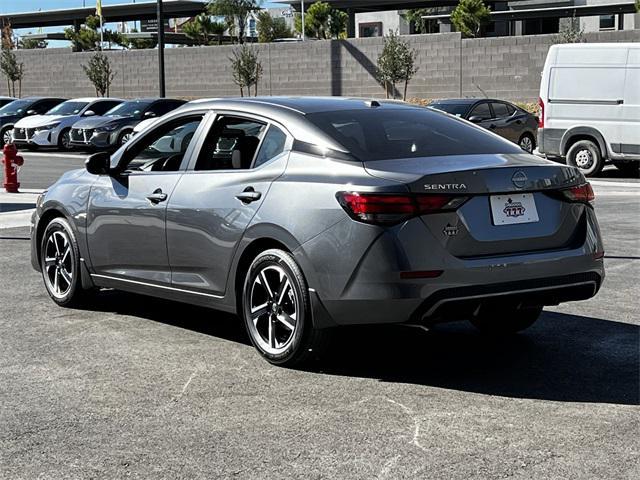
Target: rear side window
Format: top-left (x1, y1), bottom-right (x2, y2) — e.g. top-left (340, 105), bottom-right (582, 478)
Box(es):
top-left (491, 102), bottom-right (512, 118)
top-left (429, 103), bottom-right (470, 117)
top-left (254, 125), bottom-right (287, 168)
top-left (306, 108), bottom-right (521, 161)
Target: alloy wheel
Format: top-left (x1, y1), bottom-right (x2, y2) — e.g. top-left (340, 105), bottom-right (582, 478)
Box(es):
top-left (120, 132), bottom-right (132, 145)
top-left (247, 265), bottom-right (298, 355)
top-left (2, 129), bottom-right (11, 145)
top-left (61, 131), bottom-right (71, 150)
top-left (519, 136), bottom-right (533, 153)
top-left (43, 230), bottom-right (74, 299)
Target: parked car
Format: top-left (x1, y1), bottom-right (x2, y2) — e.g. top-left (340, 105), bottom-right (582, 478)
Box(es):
top-left (538, 43), bottom-right (640, 176)
top-left (0, 97), bottom-right (66, 146)
top-left (11, 97), bottom-right (123, 150)
top-left (68, 98), bottom-right (186, 150)
top-left (31, 97), bottom-right (604, 366)
top-left (429, 99), bottom-right (538, 153)
top-left (0, 96), bottom-right (16, 109)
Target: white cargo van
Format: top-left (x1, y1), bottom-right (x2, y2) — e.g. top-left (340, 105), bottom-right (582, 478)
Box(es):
top-left (538, 43), bottom-right (639, 176)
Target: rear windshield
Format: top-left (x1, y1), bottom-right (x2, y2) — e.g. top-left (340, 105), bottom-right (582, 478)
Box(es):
top-left (306, 108), bottom-right (521, 161)
top-left (429, 103), bottom-right (470, 117)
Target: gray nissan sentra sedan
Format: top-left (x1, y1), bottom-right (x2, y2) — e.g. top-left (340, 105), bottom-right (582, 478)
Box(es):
top-left (31, 97), bottom-right (605, 366)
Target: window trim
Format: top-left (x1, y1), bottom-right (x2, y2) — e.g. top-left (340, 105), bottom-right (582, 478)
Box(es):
top-left (113, 110), bottom-right (211, 174)
top-left (185, 110), bottom-right (293, 173)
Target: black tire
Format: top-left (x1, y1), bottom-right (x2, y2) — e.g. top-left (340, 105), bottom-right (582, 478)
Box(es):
top-left (470, 306), bottom-right (542, 335)
top-left (612, 161), bottom-right (639, 178)
top-left (57, 128), bottom-right (72, 151)
top-left (518, 133), bottom-right (535, 153)
top-left (566, 139), bottom-right (604, 177)
top-left (118, 130), bottom-right (133, 146)
top-left (242, 249), bottom-right (329, 367)
top-left (1, 127), bottom-right (12, 145)
top-left (40, 217), bottom-right (90, 307)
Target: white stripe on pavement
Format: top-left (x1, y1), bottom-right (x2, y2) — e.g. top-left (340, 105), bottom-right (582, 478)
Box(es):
top-left (0, 209), bottom-right (34, 229)
top-left (590, 180), bottom-right (640, 188)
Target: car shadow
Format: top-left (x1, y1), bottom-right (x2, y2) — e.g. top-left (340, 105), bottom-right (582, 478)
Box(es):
top-left (80, 290), bottom-right (638, 406)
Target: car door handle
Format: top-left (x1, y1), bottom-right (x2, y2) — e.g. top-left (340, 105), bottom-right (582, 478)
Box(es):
top-left (147, 189), bottom-right (168, 204)
top-left (235, 187), bottom-right (262, 204)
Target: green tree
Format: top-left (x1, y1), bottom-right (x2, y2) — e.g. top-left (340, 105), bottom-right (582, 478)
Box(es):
top-left (294, 1), bottom-right (347, 39)
top-left (184, 14), bottom-right (227, 45)
top-left (256, 11), bottom-right (292, 42)
top-left (229, 44), bottom-right (263, 96)
top-left (127, 29), bottom-right (158, 49)
top-left (376, 30), bottom-right (417, 100)
top-left (82, 53), bottom-right (116, 97)
top-left (64, 15), bottom-right (124, 51)
top-left (328, 8), bottom-right (348, 39)
top-left (556, 13), bottom-right (584, 43)
top-left (404, 8), bottom-right (440, 34)
top-left (450, 0), bottom-right (490, 38)
top-left (0, 48), bottom-right (23, 97)
top-left (18, 34), bottom-right (47, 49)
top-left (208, 0), bottom-right (262, 44)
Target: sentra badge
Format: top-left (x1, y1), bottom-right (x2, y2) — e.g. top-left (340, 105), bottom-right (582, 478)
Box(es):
top-left (424, 183), bottom-right (467, 190)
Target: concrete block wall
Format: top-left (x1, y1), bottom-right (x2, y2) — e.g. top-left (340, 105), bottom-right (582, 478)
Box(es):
top-left (7, 30), bottom-right (639, 103)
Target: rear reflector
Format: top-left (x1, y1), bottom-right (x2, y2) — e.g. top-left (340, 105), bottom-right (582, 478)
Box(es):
top-left (336, 192), bottom-right (465, 225)
top-left (593, 251), bottom-right (605, 260)
top-left (400, 270), bottom-right (443, 279)
top-left (562, 183), bottom-right (595, 203)
top-left (538, 97), bottom-right (545, 128)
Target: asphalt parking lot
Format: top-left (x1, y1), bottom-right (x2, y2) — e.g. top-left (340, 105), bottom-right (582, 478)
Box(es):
top-left (1, 152), bottom-right (638, 479)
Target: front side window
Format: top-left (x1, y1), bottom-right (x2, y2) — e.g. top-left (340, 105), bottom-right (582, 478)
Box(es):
top-left (429, 103), bottom-right (471, 117)
top-left (90, 101), bottom-right (121, 116)
top-left (306, 108), bottom-right (521, 161)
top-left (195, 116), bottom-right (267, 171)
top-left (468, 103), bottom-right (492, 120)
top-left (121, 115), bottom-right (204, 172)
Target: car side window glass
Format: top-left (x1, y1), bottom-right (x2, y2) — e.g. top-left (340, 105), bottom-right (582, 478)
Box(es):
top-left (253, 125), bottom-right (288, 168)
top-left (35, 100), bottom-right (59, 114)
top-left (123, 115), bottom-right (204, 173)
top-left (91, 101), bottom-right (119, 116)
top-left (491, 102), bottom-right (510, 119)
top-left (194, 116), bottom-right (267, 171)
top-left (505, 103), bottom-right (516, 116)
top-left (469, 103), bottom-right (492, 120)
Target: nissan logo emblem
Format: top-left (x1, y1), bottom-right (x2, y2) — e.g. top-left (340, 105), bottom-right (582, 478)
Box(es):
top-left (512, 171), bottom-right (528, 189)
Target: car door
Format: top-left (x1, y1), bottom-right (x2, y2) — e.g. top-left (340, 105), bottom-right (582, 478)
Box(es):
top-left (86, 112), bottom-right (207, 286)
top-left (490, 101), bottom-right (520, 142)
top-left (166, 113), bottom-right (291, 296)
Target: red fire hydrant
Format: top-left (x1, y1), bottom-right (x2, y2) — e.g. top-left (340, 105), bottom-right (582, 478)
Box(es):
top-left (2, 143), bottom-right (24, 193)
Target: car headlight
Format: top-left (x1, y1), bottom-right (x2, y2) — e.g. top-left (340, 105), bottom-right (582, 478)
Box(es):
top-left (96, 124), bottom-right (119, 132)
top-left (36, 122), bottom-right (60, 131)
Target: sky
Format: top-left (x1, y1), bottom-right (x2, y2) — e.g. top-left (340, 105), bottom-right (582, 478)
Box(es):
top-left (0, 1), bottom-right (287, 15)
top-left (2, 0), bottom-right (290, 46)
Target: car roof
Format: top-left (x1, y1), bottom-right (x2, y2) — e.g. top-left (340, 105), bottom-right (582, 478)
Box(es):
top-left (16, 97), bottom-right (67, 102)
top-left (180, 96), bottom-right (421, 115)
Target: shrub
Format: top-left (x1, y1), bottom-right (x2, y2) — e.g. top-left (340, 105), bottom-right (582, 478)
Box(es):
top-left (82, 53), bottom-right (116, 97)
top-left (229, 44), bottom-right (263, 96)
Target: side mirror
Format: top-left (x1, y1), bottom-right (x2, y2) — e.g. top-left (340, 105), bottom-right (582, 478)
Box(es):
top-left (85, 151), bottom-right (111, 175)
top-left (144, 111), bottom-right (156, 118)
top-left (84, 110), bottom-right (95, 117)
top-left (26, 109), bottom-right (37, 116)
top-left (468, 116), bottom-right (483, 123)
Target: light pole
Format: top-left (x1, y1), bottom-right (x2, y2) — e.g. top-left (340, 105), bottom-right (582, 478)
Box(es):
top-left (301, 0), bottom-right (305, 41)
top-left (157, 0), bottom-right (165, 97)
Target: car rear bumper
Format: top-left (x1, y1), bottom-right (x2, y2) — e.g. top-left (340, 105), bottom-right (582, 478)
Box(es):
top-left (538, 128), bottom-right (565, 157)
top-left (298, 210), bottom-right (604, 327)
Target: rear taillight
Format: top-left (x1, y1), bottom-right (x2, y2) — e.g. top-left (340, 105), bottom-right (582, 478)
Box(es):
top-left (562, 183), bottom-right (595, 203)
top-left (336, 192), bottom-right (465, 225)
top-left (537, 97), bottom-right (545, 128)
